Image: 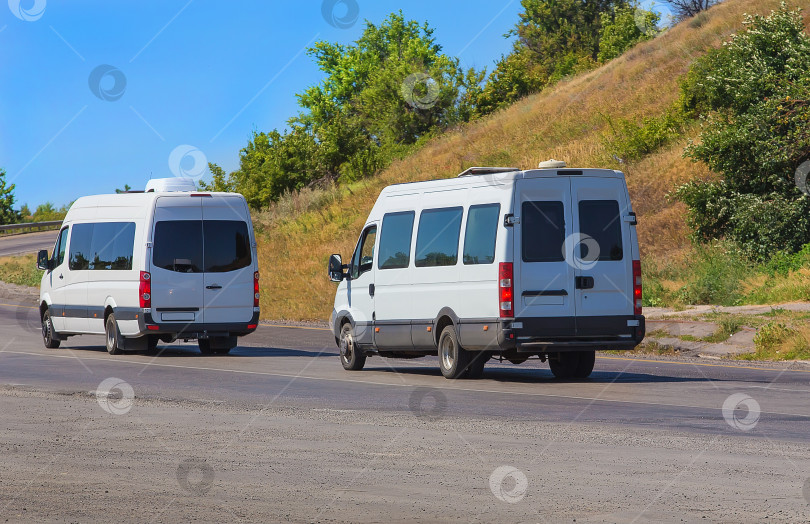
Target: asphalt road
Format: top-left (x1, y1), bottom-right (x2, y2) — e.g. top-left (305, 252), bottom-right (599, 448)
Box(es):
top-left (1, 300), bottom-right (809, 522)
top-left (0, 230), bottom-right (59, 257)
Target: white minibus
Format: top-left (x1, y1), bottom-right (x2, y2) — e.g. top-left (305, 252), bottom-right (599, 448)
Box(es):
top-left (37, 178), bottom-right (260, 355)
top-left (328, 162), bottom-right (645, 379)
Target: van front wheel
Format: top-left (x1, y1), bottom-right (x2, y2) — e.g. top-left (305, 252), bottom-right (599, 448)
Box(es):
top-left (548, 350), bottom-right (595, 379)
top-left (41, 310), bottom-right (60, 349)
top-left (438, 325), bottom-right (474, 379)
top-left (339, 323), bottom-right (366, 371)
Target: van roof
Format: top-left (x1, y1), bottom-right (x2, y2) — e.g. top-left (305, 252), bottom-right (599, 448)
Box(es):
top-left (381, 167), bottom-right (624, 195)
top-left (62, 191), bottom-right (248, 222)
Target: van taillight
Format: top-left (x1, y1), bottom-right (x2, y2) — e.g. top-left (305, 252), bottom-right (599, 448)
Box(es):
top-left (139, 271), bottom-right (151, 309)
top-left (254, 271), bottom-right (260, 307)
top-left (632, 260), bottom-right (642, 316)
top-left (499, 262), bottom-right (513, 318)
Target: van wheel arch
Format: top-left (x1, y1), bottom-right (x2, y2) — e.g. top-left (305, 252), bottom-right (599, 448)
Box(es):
top-left (103, 306), bottom-right (115, 326)
top-left (433, 308), bottom-right (459, 346)
top-left (335, 314), bottom-right (353, 347)
top-left (39, 301), bottom-right (49, 320)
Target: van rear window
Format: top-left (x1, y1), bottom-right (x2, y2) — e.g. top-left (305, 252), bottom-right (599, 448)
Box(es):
top-left (203, 220), bottom-right (252, 273)
top-left (153, 220), bottom-right (252, 273)
top-left (522, 201), bottom-right (565, 262)
top-left (578, 200), bottom-right (623, 261)
top-left (153, 221), bottom-right (203, 273)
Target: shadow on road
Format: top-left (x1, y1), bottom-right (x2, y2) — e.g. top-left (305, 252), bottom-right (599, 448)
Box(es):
top-left (367, 364), bottom-right (727, 384)
top-left (57, 344), bottom-right (339, 358)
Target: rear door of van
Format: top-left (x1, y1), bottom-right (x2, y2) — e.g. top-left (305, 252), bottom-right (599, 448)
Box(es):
top-left (200, 195), bottom-right (255, 324)
top-left (151, 197), bottom-right (205, 324)
top-left (512, 177), bottom-right (577, 332)
top-left (569, 177), bottom-right (634, 326)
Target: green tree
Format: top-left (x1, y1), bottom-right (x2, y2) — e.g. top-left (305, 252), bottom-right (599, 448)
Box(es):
top-left (598, 5), bottom-right (660, 62)
top-left (0, 169), bottom-right (19, 225)
top-left (198, 163), bottom-right (235, 193)
top-left (675, 5), bottom-right (810, 260)
top-left (18, 203), bottom-right (32, 221)
top-left (478, 0), bottom-right (630, 113)
top-left (115, 184), bottom-right (132, 194)
top-left (221, 11), bottom-right (484, 207)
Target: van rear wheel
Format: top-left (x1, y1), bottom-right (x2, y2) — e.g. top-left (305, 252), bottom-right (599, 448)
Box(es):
top-left (144, 336), bottom-right (160, 355)
top-left (548, 350), bottom-right (595, 379)
top-left (339, 323), bottom-right (366, 370)
top-left (198, 336), bottom-right (236, 355)
top-left (438, 325), bottom-right (477, 379)
top-left (105, 314), bottom-right (124, 355)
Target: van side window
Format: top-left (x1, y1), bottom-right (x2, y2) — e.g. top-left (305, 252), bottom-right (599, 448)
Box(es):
top-left (153, 221), bottom-right (204, 273)
top-left (351, 226), bottom-right (377, 279)
top-left (68, 224), bottom-right (93, 270)
top-left (579, 200), bottom-right (623, 261)
top-left (463, 204), bottom-right (500, 265)
top-left (378, 212), bottom-right (414, 270)
top-left (89, 222), bottom-right (136, 270)
top-left (415, 207), bottom-right (463, 267)
top-left (522, 201), bottom-right (565, 262)
top-left (54, 227), bottom-right (68, 267)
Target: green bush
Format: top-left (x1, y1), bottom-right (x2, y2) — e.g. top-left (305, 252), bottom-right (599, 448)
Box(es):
top-left (764, 243), bottom-right (810, 276)
top-left (675, 5), bottom-right (810, 259)
top-left (753, 322), bottom-right (795, 352)
top-left (676, 242), bottom-right (749, 305)
top-left (606, 107), bottom-right (686, 162)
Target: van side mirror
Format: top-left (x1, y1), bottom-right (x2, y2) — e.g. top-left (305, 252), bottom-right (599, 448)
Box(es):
top-left (36, 249), bottom-right (51, 271)
top-left (328, 254), bottom-right (345, 282)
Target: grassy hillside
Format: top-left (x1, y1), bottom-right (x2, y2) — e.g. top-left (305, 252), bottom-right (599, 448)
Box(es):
top-left (254, 0), bottom-right (810, 321)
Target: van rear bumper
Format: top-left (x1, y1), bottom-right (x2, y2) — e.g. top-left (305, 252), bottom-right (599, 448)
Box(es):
top-left (500, 315), bottom-right (645, 352)
top-left (138, 311), bottom-right (259, 338)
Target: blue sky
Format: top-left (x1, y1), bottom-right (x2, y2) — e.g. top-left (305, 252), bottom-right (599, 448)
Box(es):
top-left (0, 0), bottom-right (524, 209)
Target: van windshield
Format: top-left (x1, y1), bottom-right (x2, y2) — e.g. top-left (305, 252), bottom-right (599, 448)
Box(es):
top-left (153, 220), bottom-right (251, 273)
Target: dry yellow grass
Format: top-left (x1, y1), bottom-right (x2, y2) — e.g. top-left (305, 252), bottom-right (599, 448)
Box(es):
top-left (255, 0), bottom-right (807, 321)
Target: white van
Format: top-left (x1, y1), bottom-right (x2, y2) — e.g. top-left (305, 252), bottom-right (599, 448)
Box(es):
top-left (37, 178), bottom-right (260, 355)
top-left (328, 162), bottom-right (645, 379)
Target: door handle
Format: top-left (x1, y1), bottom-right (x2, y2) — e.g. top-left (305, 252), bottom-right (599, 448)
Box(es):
top-left (206, 285), bottom-right (222, 290)
top-left (575, 276), bottom-right (594, 289)
top-left (368, 283), bottom-right (375, 297)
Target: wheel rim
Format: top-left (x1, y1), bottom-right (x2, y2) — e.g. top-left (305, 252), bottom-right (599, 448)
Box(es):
top-left (41, 314), bottom-right (50, 343)
top-left (340, 329), bottom-right (354, 363)
top-left (106, 321), bottom-right (115, 351)
top-left (440, 335), bottom-right (455, 370)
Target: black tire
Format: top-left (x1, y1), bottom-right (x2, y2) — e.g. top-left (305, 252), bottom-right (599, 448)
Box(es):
top-left (548, 350), bottom-right (595, 379)
top-left (41, 309), bottom-right (60, 349)
top-left (438, 325), bottom-right (475, 379)
top-left (105, 314), bottom-right (124, 355)
top-left (466, 352), bottom-right (489, 379)
top-left (339, 323), bottom-right (366, 371)
top-left (574, 350), bottom-right (596, 378)
top-left (198, 339), bottom-right (214, 355)
top-left (198, 336), bottom-right (236, 356)
top-left (144, 335), bottom-right (160, 355)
